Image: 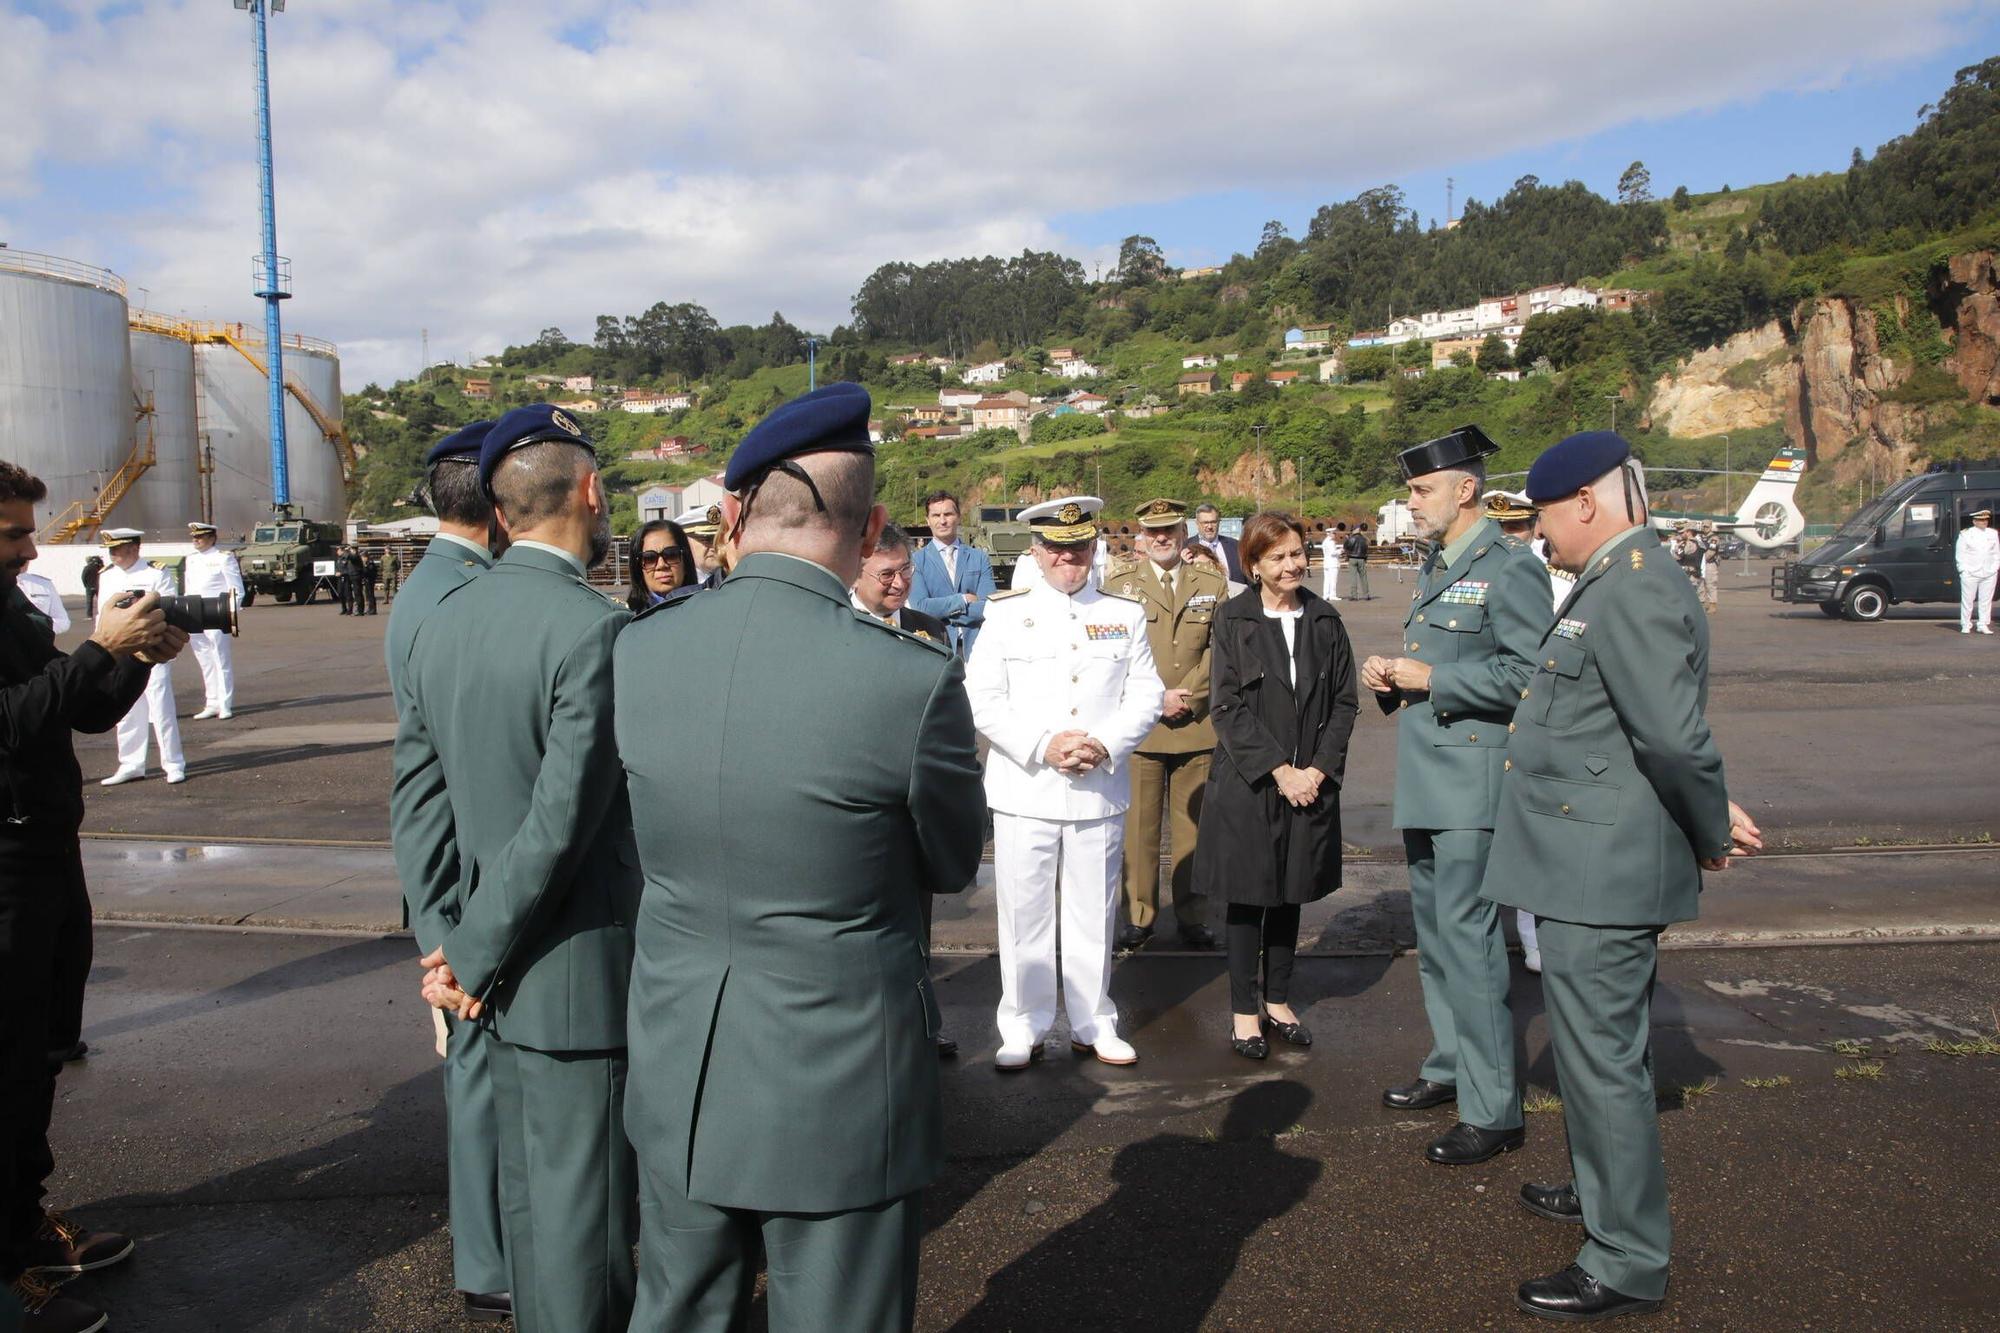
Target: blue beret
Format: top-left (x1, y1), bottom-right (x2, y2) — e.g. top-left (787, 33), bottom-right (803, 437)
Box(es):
top-left (1525, 431), bottom-right (1632, 502)
top-left (426, 419), bottom-right (493, 466)
top-left (479, 404), bottom-right (596, 495)
top-left (724, 382), bottom-right (873, 492)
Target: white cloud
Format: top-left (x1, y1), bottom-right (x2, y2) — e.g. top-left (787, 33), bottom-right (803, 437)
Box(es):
top-left (1, 0), bottom-right (1988, 386)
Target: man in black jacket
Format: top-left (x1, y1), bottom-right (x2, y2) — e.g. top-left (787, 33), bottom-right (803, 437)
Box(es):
top-left (1, 461), bottom-right (187, 1332)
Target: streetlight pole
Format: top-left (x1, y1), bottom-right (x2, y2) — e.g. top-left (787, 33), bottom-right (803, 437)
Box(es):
top-left (1720, 434), bottom-right (1732, 512)
top-left (237, 0), bottom-right (292, 510)
top-left (806, 337), bottom-right (821, 391)
top-left (1604, 394), bottom-right (1620, 435)
top-left (1251, 422), bottom-right (1268, 507)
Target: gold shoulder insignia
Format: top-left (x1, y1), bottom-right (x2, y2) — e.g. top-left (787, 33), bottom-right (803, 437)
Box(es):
top-left (1099, 588), bottom-right (1142, 604)
top-left (1629, 549), bottom-right (1645, 569)
top-left (990, 587), bottom-right (1030, 600)
top-left (854, 610), bottom-right (952, 653)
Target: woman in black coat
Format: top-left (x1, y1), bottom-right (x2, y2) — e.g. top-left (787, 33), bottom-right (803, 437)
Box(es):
top-left (1192, 511), bottom-right (1359, 1059)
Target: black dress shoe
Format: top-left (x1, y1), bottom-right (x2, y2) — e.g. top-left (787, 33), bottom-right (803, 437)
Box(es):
top-left (1381, 1077), bottom-right (1456, 1110)
top-left (1520, 1180), bottom-right (1584, 1224)
top-left (1425, 1121), bottom-right (1525, 1165)
top-left (1115, 924), bottom-right (1153, 951)
top-left (1178, 924), bottom-right (1218, 950)
top-left (1517, 1265), bottom-right (1663, 1322)
top-left (461, 1290), bottom-right (512, 1322)
top-left (1262, 1015), bottom-right (1312, 1046)
top-left (1230, 1032), bottom-right (1269, 1060)
top-left (46, 1041), bottom-right (87, 1064)
top-left (935, 1034), bottom-right (959, 1058)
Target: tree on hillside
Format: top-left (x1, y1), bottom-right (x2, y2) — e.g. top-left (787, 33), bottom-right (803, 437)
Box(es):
top-left (1477, 334), bottom-right (1514, 372)
top-left (1670, 185), bottom-right (1692, 211)
top-left (1618, 161), bottom-right (1653, 205)
top-left (1116, 235), bottom-right (1170, 285)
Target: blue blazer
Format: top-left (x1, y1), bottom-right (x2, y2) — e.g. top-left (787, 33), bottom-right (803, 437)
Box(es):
top-left (909, 541), bottom-right (996, 656)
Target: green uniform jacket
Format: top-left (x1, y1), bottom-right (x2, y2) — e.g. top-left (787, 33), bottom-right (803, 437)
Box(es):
top-left (387, 538), bottom-right (492, 954)
top-left (1484, 526), bottom-right (1734, 927)
top-left (1381, 518), bottom-right (1550, 831)
top-left (616, 553), bottom-right (986, 1214)
top-left (1103, 555), bottom-right (1226, 755)
top-left (391, 544), bottom-right (639, 1052)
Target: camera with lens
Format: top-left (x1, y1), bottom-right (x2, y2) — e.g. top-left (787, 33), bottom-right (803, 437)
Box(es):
top-left (113, 590), bottom-right (239, 636)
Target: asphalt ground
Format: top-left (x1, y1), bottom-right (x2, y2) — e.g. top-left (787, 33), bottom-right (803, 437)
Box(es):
top-left (37, 926), bottom-right (2000, 1330)
top-left (60, 559), bottom-right (2000, 852)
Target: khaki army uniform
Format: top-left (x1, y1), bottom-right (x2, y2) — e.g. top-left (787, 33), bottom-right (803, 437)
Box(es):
top-left (1105, 554), bottom-right (1226, 935)
top-left (1484, 525), bottom-right (1735, 1302)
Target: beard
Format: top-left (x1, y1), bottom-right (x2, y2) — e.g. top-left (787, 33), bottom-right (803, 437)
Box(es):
top-left (586, 509), bottom-right (613, 569)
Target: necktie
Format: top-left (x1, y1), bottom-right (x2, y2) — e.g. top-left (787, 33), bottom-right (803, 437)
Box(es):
top-left (1162, 567), bottom-right (1176, 601)
top-left (942, 544), bottom-right (957, 584)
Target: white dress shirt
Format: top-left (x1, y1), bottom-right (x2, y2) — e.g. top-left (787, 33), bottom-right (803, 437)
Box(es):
top-left (1957, 525), bottom-right (2000, 578)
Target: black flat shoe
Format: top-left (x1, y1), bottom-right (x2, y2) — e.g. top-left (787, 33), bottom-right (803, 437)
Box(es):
top-left (1115, 924), bottom-right (1153, 952)
top-left (1425, 1121), bottom-right (1524, 1165)
top-left (462, 1290), bottom-right (512, 1322)
top-left (1230, 1032), bottom-right (1269, 1060)
top-left (935, 1034), bottom-right (959, 1058)
top-left (1382, 1077), bottom-right (1456, 1110)
top-left (1262, 1015), bottom-right (1312, 1046)
top-left (1516, 1265), bottom-right (1664, 1322)
top-left (1178, 924), bottom-right (1218, 950)
top-left (1520, 1180), bottom-right (1583, 1224)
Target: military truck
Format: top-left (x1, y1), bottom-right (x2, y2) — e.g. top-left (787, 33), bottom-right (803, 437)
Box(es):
top-left (237, 511), bottom-right (345, 605)
top-left (963, 504), bottom-right (1036, 588)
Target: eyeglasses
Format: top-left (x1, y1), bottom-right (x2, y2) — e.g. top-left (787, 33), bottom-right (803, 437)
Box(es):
top-left (867, 564), bottom-right (915, 586)
top-left (637, 549), bottom-right (684, 567)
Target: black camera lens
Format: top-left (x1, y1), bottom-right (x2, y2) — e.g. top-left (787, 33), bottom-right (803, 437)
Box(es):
top-left (114, 591), bottom-right (239, 636)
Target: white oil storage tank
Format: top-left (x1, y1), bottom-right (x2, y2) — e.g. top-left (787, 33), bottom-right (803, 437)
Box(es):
top-left (0, 251), bottom-right (135, 536)
top-left (196, 327), bottom-right (346, 535)
top-left (125, 317), bottom-right (203, 535)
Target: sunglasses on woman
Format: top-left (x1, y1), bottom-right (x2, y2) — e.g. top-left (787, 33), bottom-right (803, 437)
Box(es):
top-left (637, 548), bottom-right (684, 567)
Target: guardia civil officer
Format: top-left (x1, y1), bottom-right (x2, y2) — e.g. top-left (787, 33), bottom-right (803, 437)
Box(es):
top-left (1360, 427), bottom-right (1550, 1166)
top-left (2, 460), bottom-right (180, 1333)
top-left (967, 496), bottom-right (1164, 1069)
top-left (618, 384), bottom-right (985, 1331)
top-left (384, 420), bottom-right (510, 1323)
top-left (95, 529), bottom-right (186, 786)
top-left (1483, 489), bottom-right (1552, 974)
top-left (1484, 432), bottom-right (1761, 1322)
top-left (1104, 498), bottom-right (1226, 952)
top-left (183, 521), bottom-right (244, 720)
top-left (395, 404), bottom-right (640, 1332)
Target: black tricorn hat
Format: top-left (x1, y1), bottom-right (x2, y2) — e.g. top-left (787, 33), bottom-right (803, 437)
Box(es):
top-left (1398, 424), bottom-right (1501, 481)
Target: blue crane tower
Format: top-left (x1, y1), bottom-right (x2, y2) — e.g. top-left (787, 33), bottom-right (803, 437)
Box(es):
top-left (236, 0), bottom-right (293, 509)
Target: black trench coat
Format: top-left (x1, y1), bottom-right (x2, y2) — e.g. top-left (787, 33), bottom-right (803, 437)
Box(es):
top-left (1192, 587), bottom-right (1359, 907)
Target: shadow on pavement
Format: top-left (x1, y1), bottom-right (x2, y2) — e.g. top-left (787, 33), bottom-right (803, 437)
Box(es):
top-left (223, 691), bottom-right (392, 718)
top-left (179, 740), bottom-right (392, 780)
top-left (85, 937), bottom-right (400, 1042)
top-left (950, 1081), bottom-right (1320, 1332)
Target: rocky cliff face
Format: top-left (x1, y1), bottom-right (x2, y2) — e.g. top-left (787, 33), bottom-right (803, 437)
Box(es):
top-left (1939, 250), bottom-right (2000, 405)
top-left (1647, 322), bottom-right (1790, 438)
top-left (1197, 448), bottom-right (1296, 502)
top-left (1783, 296), bottom-right (1927, 484)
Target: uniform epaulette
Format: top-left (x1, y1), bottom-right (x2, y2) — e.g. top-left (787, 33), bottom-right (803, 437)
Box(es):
top-left (853, 610), bottom-right (952, 654)
top-left (990, 587), bottom-right (1030, 600)
top-left (631, 596), bottom-right (688, 622)
top-left (1098, 588), bottom-right (1142, 604)
top-left (1628, 547), bottom-right (1646, 570)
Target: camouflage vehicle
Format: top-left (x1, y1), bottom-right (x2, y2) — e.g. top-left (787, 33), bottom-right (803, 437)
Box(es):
top-left (237, 510), bottom-right (344, 605)
top-left (963, 504), bottom-right (1036, 588)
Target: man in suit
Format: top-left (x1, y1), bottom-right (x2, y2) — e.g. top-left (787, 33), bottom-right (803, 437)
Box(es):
top-left (619, 383), bottom-right (985, 1331)
top-left (1362, 427), bottom-right (1551, 1167)
top-left (1104, 498), bottom-right (1226, 952)
top-left (851, 521), bottom-right (961, 1058)
top-left (968, 496), bottom-right (1164, 1070)
top-left (1485, 432), bottom-right (1761, 1322)
top-left (385, 421), bottom-right (511, 1324)
top-left (1191, 503), bottom-right (1245, 583)
top-left (1, 461), bottom-right (174, 1333)
top-left (909, 489), bottom-right (997, 655)
top-left (395, 404), bottom-right (640, 1332)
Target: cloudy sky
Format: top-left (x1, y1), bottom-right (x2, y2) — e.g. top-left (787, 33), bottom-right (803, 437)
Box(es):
top-left (4, 0), bottom-right (1998, 388)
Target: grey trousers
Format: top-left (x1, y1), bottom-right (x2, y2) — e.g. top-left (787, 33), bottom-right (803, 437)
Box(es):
top-left (443, 1016), bottom-right (508, 1295)
top-left (486, 1040), bottom-right (638, 1332)
top-left (631, 1163), bottom-right (924, 1332)
top-left (1538, 919), bottom-right (1671, 1300)
top-left (1407, 828), bottom-right (1521, 1131)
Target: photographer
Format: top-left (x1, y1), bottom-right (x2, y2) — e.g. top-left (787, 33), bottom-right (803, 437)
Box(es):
top-left (1, 461), bottom-right (187, 1332)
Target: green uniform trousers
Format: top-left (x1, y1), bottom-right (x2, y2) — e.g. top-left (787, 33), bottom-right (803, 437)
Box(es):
top-left (1538, 918), bottom-right (1671, 1301)
top-left (486, 1040), bottom-right (638, 1332)
top-left (631, 1163), bottom-right (923, 1332)
top-left (1120, 749), bottom-right (1210, 932)
top-left (443, 1016), bottom-right (509, 1295)
top-left (1407, 828), bottom-right (1521, 1132)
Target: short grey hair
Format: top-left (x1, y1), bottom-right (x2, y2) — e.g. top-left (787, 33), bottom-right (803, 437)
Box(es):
top-left (740, 450), bottom-right (876, 537)
top-left (875, 523), bottom-right (912, 556)
top-left (1588, 459), bottom-right (1650, 523)
top-left (1193, 503), bottom-right (1221, 519)
top-left (491, 442), bottom-right (595, 528)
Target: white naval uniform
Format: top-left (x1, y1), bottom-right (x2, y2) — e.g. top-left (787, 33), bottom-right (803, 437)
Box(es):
top-left (1320, 532), bottom-right (1342, 601)
top-left (16, 572), bottom-right (70, 634)
top-left (97, 560), bottom-right (185, 779)
top-left (182, 546), bottom-right (245, 711)
top-left (1959, 524), bottom-right (1999, 631)
top-left (966, 581), bottom-right (1164, 1047)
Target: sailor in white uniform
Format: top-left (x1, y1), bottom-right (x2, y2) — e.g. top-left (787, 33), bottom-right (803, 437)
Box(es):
top-left (183, 521), bottom-right (245, 718)
top-left (15, 567), bottom-right (70, 634)
top-left (1958, 507), bottom-right (1998, 634)
top-left (965, 496), bottom-right (1164, 1069)
top-left (96, 529), bottom-right (186, 785)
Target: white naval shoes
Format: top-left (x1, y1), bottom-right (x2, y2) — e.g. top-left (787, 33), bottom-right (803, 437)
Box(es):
top-left (1965, 627), bottom-right (1975, 634)
top-left (1072, 1033), bottom-right (1139, 1066)
top-left (1523, 948), bottom-right (1543, 975)
top-left (165, 770), bottom-right (187, 785)
top-left (995, 1035), bottom-right (1044, 1071)
top-left (99, 769), bottom-right (145, 787)
top-left (216, 708), bottom-right (233, 719)
top-left (1980, 626), bottom-right (1994, 635)
top-left (192, 706), bottom-right (220, 720)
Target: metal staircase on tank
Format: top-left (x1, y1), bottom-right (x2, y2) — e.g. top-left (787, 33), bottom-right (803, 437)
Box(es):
top-left (40, 389), bottom-right (159, 543)
top-left (209, 326), bottom-right (355, 482)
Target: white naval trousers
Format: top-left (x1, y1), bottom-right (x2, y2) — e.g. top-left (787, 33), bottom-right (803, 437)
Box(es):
top-left (189, 629), bottom-right (234, 710)
top-left (1321, 552), bottom-right (1342, 601)
top-left (992, 811), bottom-right (1123, 1047)
top-left (1962, 572), bottom-right (1996, 631)
top-left (116, 662), bottom-right (185, 778)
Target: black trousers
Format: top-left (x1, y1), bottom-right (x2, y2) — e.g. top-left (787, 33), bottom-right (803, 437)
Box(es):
top-left (337, 574), bottom-right (354, 613)
top-left (360, 576), bottom-right (377, 615)
top-left (1226, 902), bottom-right (1301, 1014)
top-left (0, 835), bottom-right (91, 1280)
